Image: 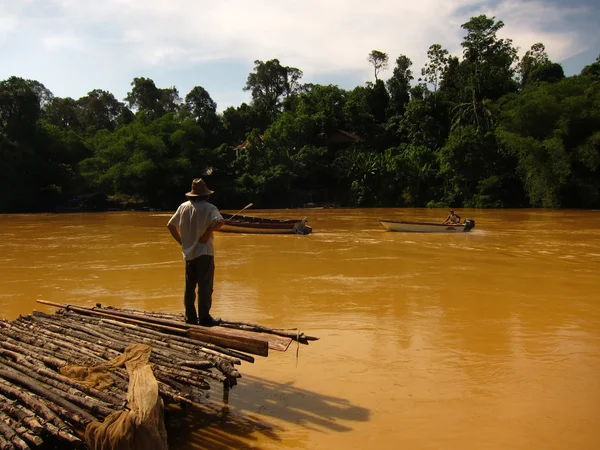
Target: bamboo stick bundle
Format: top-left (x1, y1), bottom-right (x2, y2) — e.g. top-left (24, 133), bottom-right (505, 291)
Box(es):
top-left (2, 297), bottom-right (319, 448)
top-left (0, 410), bottom-right (43, 448)
top-left (0, 382), bottom-right (75, 437)
top-left (22, 314), bottom-right (231, 390)
top-left (0, 393), bottom-right (44, 437)
top-left (154, 369), bottom-right (210, 391)
top-left (0, 432), bottom-right (11, 450)
top-left (0, 347), bottom-right (123, 406)
top-left (52, 310), bottom-right (254, 363)
top-left (4, 320), bottom-right (218, 407)
top-left (47, 309), bottom-right (247, 379)
top-left (0, 392), bottom-right (82, 448)
top-left (64, 310), bottom-right (254, 362)
top-left (0, 358), bottom-right (114, 418)
top-left (102, 306), bottom-right (186, 322)
top-left (0, 418), bottom-right (29, 450)
top-left (0, 312), bottom-right (227, 418)
top-left (37, 301), bottom-right (269, 357)
top-left (0, 325), bottom-right (103, 368)
top-left (0, 322), bottom-right (133, 390)
top-left (96, 318), bottom-right (247, 365)
top-left (0, 337), bottom-right (68, 370)
top-left (0, 371), bottom-right (95, 426)
top-left (10, 320), bottom-right (122, 362)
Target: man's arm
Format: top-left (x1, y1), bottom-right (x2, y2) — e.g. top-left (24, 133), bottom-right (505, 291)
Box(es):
top-left (212, 219), bottom-right (225, 231)
top-left (199, 219), bottom-right (225, 243)
top-left (167, 223), bottom-right (182, 245)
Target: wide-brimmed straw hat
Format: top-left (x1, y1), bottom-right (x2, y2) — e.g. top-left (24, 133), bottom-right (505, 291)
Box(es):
top-left (186, 178), bottom-right (214, 197)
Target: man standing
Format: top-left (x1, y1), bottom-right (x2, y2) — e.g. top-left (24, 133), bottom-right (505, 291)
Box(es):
top-left (167, 178), bottom-right (225, 326)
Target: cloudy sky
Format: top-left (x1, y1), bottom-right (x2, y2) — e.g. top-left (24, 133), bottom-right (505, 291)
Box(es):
top-left (1, 0), bottom-right (598, 110)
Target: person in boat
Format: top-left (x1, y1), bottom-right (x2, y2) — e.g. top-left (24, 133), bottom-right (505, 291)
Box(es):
top-left (443, 209), bottom-right (461, 225)
top-left (167, 178), bottom-right (225, 326)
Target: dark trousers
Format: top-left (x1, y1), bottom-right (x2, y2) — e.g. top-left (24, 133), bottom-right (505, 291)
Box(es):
top-left (184, 255), bottom-right (215, 324)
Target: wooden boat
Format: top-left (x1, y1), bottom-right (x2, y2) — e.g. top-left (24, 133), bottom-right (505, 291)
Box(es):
top-left (219, 213), bottom-right (312, 234)
top-left (378, 218), bottom-right (476, 233)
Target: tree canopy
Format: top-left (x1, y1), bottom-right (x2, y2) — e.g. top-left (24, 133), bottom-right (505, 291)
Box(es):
top-left (1, 14), bottom-right (599, 213)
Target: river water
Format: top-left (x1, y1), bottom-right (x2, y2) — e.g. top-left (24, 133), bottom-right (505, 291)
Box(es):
top-left (1, 208), bottom-right (599, 449)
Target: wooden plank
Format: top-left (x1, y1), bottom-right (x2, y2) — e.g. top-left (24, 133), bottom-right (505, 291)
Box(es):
top-left (204, 327), bottom-right (292, 352)
top-left (187, 329), bottom-right (268, 357)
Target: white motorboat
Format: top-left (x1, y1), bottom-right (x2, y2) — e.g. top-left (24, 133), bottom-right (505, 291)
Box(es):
top-left (377, 218), bottom-right (476, 233)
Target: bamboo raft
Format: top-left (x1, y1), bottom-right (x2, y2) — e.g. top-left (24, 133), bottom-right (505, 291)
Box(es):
top-left (0, 301), bottom-right (318, 449)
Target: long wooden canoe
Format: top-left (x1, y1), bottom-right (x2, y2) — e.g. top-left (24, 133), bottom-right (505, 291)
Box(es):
top-left (219, 213), bottom-right (312, 234)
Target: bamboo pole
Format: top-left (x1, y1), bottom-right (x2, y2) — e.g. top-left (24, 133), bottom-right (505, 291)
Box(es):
top-left (104, 305), bottom-right (319, 343)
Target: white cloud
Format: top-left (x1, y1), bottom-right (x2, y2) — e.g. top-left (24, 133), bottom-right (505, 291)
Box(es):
top-left (0, 15), bottom-right (18, 42)
top-left (0, 0), bottom-right (595, 105)
top-left (42, 33), bottom-right (84, 51)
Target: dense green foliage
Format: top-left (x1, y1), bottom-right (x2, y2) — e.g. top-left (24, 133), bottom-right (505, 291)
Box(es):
top-left (1, 15), bottom-right (599, 212)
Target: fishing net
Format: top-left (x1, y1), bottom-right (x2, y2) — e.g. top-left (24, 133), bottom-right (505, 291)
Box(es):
top-left (61, 344), bottom-right (168, 450)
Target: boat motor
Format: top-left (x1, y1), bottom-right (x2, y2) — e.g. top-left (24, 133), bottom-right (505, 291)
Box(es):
top-left (463, 219), bottom-right (475, 232)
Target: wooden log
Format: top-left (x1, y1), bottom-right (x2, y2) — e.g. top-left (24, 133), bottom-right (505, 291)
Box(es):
top-left (0, 358), bottom-right (115, 418)
top-left (0, 369), bottom-right (96, 425)
top-left (0, 433), bottom-right (13, 450)
top-left (0, 327), bottom-right (100, 368)
top-left (0, 348), bottom-right (124, 406)
top-left (0, 393), bottom-right (82, 446)
top-left (156, 384), bottom-right (201, 408)
top-left (43, 422), bottom-right (83, 447)
top-left (0, 410), bottom-right (43, 447)
top-left (215, 360), bottom-right (241, 379)
top-left (154, 369), bottom-right (210, 391)
top-left (0, 420), bottom-right (28, 450)
top-left (9, 321), bottom-right (121, 363)
top-left (36, 301), bottom-right (269, 357)
top-left (0, 394), bottom-right (44, 436)
top-left (157, 363), bottom-right (223, 383)
top-left (0, 381), bottom-right (68, 431)
top-left (0, 340), bottom-right (67, 370)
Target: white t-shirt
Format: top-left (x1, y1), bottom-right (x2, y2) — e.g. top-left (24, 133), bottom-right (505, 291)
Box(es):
top-left (168, 200), bottom-right (224, 260)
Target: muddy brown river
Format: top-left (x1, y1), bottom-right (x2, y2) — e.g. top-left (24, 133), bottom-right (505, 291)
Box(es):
top-left (1, 208), bottom-right (599, 449)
